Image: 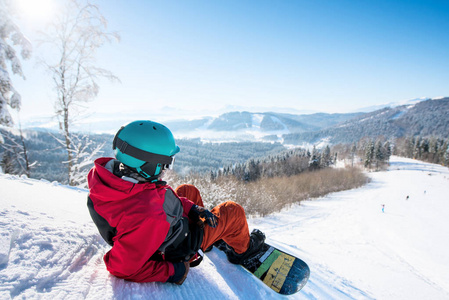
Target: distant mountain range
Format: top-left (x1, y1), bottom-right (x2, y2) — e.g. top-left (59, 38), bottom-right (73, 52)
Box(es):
top-left (163, 97), bottom-right (448, 145)
top-left (164, 111), bottom-right (362, 134)
top-left (283, 97), bottom-right (449, 145)
top-left (351, 97), bottom-right (431, 113)
top-left (18, 97), bottom-right (449, 146)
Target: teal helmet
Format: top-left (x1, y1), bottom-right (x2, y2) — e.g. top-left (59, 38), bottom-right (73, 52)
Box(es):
top-left (112, 120), bottom-right (180, 179)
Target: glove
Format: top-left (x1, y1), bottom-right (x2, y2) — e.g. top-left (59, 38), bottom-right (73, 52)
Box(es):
top-left (175, 262), bottom-right (190, 285)
top-left (189, 205), bottom-right (218, 228)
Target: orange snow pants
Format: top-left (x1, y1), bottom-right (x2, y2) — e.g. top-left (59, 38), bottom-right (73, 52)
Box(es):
top-left (175, 184), bottom-right (250, 254)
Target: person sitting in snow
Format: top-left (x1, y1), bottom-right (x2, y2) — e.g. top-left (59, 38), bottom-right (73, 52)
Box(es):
top-left (87, 120), bottom-right (265, 285)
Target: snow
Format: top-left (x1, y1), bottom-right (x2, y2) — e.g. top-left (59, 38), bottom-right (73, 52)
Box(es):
top-left (391, 110), bottom-right (407, 120)
top-left (1, 156), bottom-right (449, 299)
top-left (251, 113), bottom-right (264, 128)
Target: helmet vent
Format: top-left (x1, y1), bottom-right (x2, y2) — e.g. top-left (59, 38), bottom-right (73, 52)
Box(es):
top-left (153, 126), bottom-right (157, 130)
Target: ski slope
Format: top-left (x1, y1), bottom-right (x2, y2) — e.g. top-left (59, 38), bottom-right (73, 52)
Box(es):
top-left (0, 156), bottom-right (448, 299)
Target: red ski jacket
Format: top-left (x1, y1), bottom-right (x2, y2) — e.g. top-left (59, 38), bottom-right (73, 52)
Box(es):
top-left (87, 157), bottom-right (195, 282)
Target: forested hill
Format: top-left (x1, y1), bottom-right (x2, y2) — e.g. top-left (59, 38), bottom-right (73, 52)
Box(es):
top-left (283, 98), bottom-right (449, 145)
top-left (164, 111), bottom-right (363, 133)
top-left (0, 129), bottom-right (286, 183)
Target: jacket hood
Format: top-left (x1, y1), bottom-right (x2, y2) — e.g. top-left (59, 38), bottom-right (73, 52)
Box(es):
top-left (87, 157), bottom-right (158, 203)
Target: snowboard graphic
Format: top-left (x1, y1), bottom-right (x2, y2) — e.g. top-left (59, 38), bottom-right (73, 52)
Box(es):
top-left (218, 242), bottom-right (310, 295)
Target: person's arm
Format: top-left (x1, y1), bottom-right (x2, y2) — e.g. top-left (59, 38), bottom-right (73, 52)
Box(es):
top-left (167, 187), bottom-right (195, 216)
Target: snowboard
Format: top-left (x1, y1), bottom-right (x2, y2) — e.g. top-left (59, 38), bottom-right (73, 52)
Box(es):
top-left (216, 242), bottom-right (310, 295)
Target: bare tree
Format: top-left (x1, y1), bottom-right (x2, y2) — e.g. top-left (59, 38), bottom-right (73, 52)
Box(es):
top-left (0, 0), bottom-right (32, 128)
top-left (53, 132), bottom-right (104, 186)
top-left (0, 150), bottom-right (14, 173)
top-left (39, 0), bottom-right (119, 185)
top-left (0, 120), bottom-right (36, 176)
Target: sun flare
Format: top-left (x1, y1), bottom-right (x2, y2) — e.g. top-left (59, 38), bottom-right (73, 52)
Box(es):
top-left (16, 0), bottom-right (56, 22)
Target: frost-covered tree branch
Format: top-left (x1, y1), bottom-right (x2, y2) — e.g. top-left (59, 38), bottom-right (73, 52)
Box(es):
top-left (0, 124), bottom-right (37, 176)
top-left (64, 133), bottom-right (103, 186)
top-left (38, 0), bottom-right (119, 185)
top-left (0, 0), bottom-right (32, 127)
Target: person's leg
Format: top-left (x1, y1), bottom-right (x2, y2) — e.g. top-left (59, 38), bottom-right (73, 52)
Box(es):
top-left (175, 184), bottom-right (204, 207)
top-left (175, 184), bottom-right (250, 254)
top-left (201, 201), bottom-right (250, 254)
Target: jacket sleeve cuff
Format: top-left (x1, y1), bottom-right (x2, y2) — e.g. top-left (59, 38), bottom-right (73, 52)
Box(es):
top-left (180, 197), bottom-right (195, 216)
top-left (166, 262), bottom-right (186, 283)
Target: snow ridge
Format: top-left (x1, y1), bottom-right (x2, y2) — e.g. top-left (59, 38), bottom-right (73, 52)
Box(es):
top-left (1, 157), bottom-right (449, 299)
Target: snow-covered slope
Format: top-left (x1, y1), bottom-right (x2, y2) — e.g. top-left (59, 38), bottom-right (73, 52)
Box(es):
top-left (1, 157), bottom-right (448, 299)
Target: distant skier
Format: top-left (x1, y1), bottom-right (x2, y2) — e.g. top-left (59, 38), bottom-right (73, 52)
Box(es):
top-left (381, 204), bottom-right (385, 213)
top-left (87, 120), bottom-right (265, 285)
top-left (406, 195), bottom-right (409, 200)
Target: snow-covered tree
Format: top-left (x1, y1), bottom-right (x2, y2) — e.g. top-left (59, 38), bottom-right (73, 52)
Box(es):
top-left (63, 133), bottom-right (104, 187)
top-left (384, 141), bottom-right (392, 161)
top-left (309, 145), bottom-right (320, 170)
top-left (405, 137), bottom-right (415, 158)
top-left (320, 145), bottom-right (332, 168)
top-left (0, 123), bottom-right (36, 176)
top-left (414, 137), bottom-right (422, 159)
top-left (0, 150), bottom-right (14, 174)
top-left (350, 142), bottom-right (357, 167)
top-left (38, 0), bottom-right (119, 185)
top-left (374, 140), bottom-right (384, 170)
top-left (364, 140), bottom-right (374, 169)
top-left (443, 143), bottom-right (449, 167)
top-left (245, 159), bottom-right (260, 181)
top-left (0, 0), bottom-right (31, 127)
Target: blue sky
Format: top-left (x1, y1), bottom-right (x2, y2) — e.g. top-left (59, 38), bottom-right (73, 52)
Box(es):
top-left (12, 0), bottom-right (449, 122)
